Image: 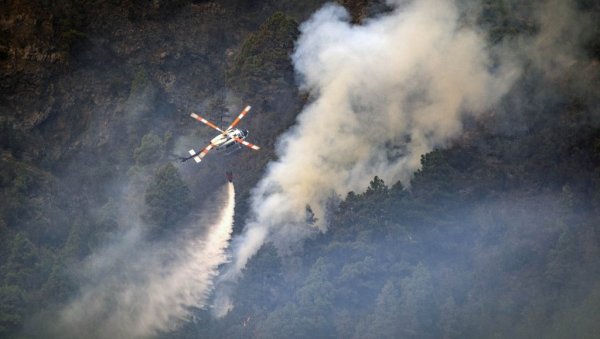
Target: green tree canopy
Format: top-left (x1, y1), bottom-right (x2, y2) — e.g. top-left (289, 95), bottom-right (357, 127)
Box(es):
top-left (3, 233), bottom-right (39, 290)
top-left (134, 132), bottom-right (165, 166)
top-left (227, 11), bottom-right (299, 94)
top-left (144, 163), bottom-right (192, 234)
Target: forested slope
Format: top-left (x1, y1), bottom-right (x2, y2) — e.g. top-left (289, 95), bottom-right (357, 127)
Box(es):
top-left (1, 0), bottom-right (599, 338)
top-left (170, 78), bottom-right (600, 337)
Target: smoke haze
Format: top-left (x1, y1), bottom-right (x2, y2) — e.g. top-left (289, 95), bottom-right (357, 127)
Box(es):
top-left (54, 183), bottom-right (235, 338)
top-left (2, 0), bottom-right (597, 337)
top-left (213, 0), bottom-right (523, 316)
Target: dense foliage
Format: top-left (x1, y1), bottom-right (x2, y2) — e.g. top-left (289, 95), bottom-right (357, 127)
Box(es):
top-left (227, 12), bottom-right (299, 94)
top-left (144, 163), bottom-right (193, 234)
top-left (170, 126), bottom-right (600, 337)
top-left (0, 0), bottom-right (599, 338)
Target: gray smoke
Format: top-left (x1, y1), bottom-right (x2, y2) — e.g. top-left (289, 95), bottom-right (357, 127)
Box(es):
top-left (56, 183), bottom-right (235, 338)
top-left (213, 0), bottom-right (522, 317)
top-left (527, 0), bottom-right (594, 78)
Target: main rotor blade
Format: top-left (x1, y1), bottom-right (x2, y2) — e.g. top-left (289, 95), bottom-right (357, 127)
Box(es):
top-left (226, 105), bottom-right (252, 130)
top-left (185, 143), bottom-right (215, 163)
top-left (197, 144), bottom-right (215, 161)
top-left (233, 137), bottom-right (260, 151)
top-left (190, 113), bottom-right (225, 133)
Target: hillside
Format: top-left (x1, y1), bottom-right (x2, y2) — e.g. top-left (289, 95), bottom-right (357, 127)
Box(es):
top-left (1, 0), bottom-right (600, 338)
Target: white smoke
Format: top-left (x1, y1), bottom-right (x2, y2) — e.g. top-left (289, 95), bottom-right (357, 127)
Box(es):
top-left (57, 183), bottom-right (235, 338)
top-left (213, 0), bottom-right (520, 317)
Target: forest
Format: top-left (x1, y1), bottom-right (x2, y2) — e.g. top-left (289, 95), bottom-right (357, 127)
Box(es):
top-left (1, 0), bottom-right (599, 338)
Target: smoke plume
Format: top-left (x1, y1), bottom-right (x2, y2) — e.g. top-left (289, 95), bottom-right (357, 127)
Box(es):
top-left (56, 183), bottom-right (235, 338)
top-left (213, 0), bottom-right (522, 316)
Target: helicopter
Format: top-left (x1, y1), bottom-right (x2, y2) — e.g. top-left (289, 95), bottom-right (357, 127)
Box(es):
top-left (181, 105), bottom-right (260, 163)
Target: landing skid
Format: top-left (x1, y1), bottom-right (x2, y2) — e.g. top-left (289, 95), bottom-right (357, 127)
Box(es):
top-left (224, 145), bottom-right (243, 155)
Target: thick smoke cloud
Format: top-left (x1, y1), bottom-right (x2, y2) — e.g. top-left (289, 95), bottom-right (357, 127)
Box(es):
top-left (528, 0), bottom-right (593, 78)
top-left (214, 0), bottom-right (521, 316)
top-left (54, 183), bottom-right (235, 338)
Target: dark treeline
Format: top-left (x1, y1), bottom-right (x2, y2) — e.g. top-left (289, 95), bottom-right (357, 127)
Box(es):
top-left (169, 95), bottom-right (600, 338)
top-left (1, 0), bottom-right (600, 338)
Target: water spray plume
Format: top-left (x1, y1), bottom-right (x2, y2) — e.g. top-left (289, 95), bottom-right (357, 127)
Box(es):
top-left (58, 183), bottom-right (235, 338)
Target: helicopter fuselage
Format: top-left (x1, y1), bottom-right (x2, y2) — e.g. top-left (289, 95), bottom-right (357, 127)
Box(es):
top-left (183, 105), bottom-right (259, 164)
top-left (211, 128), bottom-right (249, 151)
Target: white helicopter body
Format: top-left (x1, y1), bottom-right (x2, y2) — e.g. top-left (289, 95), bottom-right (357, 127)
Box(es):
top-left (182, 105), bottom-right (260, 163)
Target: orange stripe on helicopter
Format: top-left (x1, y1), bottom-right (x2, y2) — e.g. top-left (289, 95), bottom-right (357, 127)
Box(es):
top-left (227, 105), bottom-right (252, 130)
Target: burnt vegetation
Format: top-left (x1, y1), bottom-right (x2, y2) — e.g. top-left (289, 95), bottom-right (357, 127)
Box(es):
top-left (1, 0), bottom-right (599, 338)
